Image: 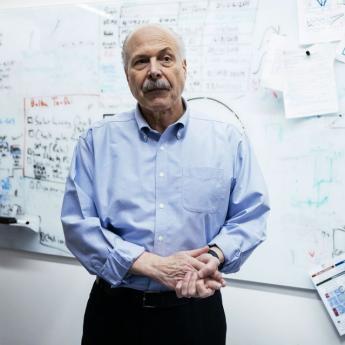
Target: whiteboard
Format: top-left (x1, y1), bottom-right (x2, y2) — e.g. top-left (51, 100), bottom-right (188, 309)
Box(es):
top-left (0, 0), bottom-right (344, 289)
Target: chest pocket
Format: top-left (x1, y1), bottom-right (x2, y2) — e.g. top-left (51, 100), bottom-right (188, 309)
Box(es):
top-left (182, 167), bottom-right (226, 213)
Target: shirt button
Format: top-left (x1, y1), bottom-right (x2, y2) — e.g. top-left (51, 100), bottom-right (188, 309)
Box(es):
top-left (159, 203), bottom-right (165, 209)
top-left (158, 235), bottom-right (164, 241)
top-left (159, 172), bottom-right (165, 177)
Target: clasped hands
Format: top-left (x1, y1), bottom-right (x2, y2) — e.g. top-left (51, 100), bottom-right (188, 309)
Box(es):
top-left (163, 246), bottom-right (226, 299)
top-left (131, 246), bottom-right (226, 299)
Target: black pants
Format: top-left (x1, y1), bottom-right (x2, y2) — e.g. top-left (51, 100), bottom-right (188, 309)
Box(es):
top-left (82, 280), bottom-right (227, 345)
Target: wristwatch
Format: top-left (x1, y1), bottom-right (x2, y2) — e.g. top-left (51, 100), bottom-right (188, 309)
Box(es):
top-left (208, 245), bottom-right (224, 270)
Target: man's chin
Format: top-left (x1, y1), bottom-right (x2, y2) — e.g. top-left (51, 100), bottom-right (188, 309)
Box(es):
top-left (145, 104), bottom-right (170, 114)
top-left (141, 97), bottom-right (171, 112)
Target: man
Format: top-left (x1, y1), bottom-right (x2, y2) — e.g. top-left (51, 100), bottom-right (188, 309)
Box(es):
top-left (61, 24), bottom-right (269, 345)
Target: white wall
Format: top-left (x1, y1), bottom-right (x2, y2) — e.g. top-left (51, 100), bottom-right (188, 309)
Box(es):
top-left (0, 248), bottom-right (344, 345)
top-left (224, 280), bottom-right (345, 345)
top-left (0, 249), bottom-right (91, 345)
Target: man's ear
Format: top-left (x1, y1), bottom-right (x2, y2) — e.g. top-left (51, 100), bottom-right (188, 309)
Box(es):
top-left (182, 59), bottom-right (187, 78)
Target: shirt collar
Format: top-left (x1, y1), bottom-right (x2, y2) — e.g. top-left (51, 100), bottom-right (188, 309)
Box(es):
top-left (134, 98), bottom-right (189, 142)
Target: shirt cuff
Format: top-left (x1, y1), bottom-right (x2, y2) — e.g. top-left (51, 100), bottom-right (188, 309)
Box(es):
top-left (98, 238), bottom-right (145, 287)
top-left (209, 233), bottom-right (242, 274)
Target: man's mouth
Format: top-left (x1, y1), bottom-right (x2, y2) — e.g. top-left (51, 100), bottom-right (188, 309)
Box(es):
top-left (144, 87), bottom-right (170, 94)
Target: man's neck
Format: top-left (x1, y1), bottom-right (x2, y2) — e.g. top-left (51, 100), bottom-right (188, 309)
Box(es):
top-left (139, 100), bottom-right (185, 133)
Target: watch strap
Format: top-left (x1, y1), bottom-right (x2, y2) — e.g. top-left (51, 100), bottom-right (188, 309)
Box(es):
top-left (208, 247), bottom-right (224, 270)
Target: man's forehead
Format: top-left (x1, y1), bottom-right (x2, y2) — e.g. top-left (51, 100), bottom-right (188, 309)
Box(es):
top-left (126, 26), bottom-right (179, 53)
top-left (128, 25), bottom-right (176, 42)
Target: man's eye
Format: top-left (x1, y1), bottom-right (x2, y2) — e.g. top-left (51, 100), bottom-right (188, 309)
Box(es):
top-left (134, 59), bottom-right (147, 65)
top-left (160, 55), bottom-right (174, 66)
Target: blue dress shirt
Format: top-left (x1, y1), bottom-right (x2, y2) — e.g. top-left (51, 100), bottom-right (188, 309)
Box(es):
top-left (61, 99), bottom-right (270, 291)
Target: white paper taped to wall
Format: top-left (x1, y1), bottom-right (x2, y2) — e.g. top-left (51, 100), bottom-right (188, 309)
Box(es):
top-left (282, 44), bottom-right (338, 118)
top-left (297, 0), bottom-right (345, 45)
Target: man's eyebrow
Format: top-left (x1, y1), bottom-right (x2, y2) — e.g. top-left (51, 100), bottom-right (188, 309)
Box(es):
top-left (158, 48), bottom-right (174, 54)
top-left (131, 54), bottom-right (149, 61)
top-left (132, 47), bottom-right (175, 61)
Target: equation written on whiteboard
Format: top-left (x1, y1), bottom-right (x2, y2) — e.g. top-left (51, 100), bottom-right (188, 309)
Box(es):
top-left (23, 94), bottom-right (99, 183)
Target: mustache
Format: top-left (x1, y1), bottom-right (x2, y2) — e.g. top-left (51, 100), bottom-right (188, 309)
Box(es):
top-left (142, 79), bottom-right (171, 93)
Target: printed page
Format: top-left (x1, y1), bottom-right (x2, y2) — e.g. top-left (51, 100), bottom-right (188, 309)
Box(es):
top-left (283, 44), bottom-right (338, 118)
top-left (297, 0), bottom-right (345, 45)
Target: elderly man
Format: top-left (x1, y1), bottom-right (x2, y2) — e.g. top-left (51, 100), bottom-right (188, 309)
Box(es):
top-left (61, 24), bottom-right (269, 345)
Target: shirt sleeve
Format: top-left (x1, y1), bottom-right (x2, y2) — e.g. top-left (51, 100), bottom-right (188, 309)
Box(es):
top-left (209, 133), bottom-right (270, 274)
top-left (61, 129), bottom-right (145, 286)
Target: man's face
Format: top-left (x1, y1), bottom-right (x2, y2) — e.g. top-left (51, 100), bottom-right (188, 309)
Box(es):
top-left (124, 27), bottom-right (187, 114)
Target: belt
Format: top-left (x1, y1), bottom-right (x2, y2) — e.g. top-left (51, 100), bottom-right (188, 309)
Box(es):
top-left (96, 277), bottom-right (192, 309)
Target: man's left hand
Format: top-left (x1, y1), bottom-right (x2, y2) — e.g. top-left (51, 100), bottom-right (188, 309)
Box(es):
top-left (175, 253), bottom-right (226, 298)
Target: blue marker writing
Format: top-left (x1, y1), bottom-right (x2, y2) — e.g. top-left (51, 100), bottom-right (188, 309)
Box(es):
top-left (316, 0), bottom-right (328, 6)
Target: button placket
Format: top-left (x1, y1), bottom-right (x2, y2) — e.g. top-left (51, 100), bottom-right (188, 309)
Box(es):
top-left (154, 140), bottom-right (168, 252)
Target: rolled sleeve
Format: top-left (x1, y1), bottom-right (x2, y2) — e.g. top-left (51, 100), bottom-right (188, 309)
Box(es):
top-left (61, 130), bottom-right (145, 286)
top-left (210, 134), bottom-right (270, 274)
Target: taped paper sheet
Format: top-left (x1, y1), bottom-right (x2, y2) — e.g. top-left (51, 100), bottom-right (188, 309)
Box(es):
top-left (282, 44), bottom-right (338, 118)
top-left (297, 0), bottom-right (345, 45)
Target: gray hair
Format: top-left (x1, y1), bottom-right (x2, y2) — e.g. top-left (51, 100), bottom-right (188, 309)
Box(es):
top-left (121, 24), bottom-right (186, 70)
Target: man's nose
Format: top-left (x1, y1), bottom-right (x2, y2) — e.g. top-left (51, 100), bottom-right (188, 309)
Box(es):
top-left (148, 58), bottom-right (162, 79)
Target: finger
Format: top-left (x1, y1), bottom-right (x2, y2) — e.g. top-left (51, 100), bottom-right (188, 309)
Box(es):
top-left (198, 257), bottom-right (219, 279)
top-left (183, 246), bottom-right (209, 258)
top-left (216, 277), bottom-right (226, 287)
top-left (211, 270), bottom-right (223, 282)
top-left (181, 271), bottom-right (192, 297)
top-left (196, 279), bottom-right (213, 299)
top-left (175, 280), bottom-right (183, 298)
top-left (205, 278), bottom-right (222, 291)
top-left (187, 272), bottom-right (198, 297)
top-left (196, 253), bottom-right (211, 264)
top-left (187, 256), bottom-right (206, 271)
top-left (196, 279), bottom-right (206, 297)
